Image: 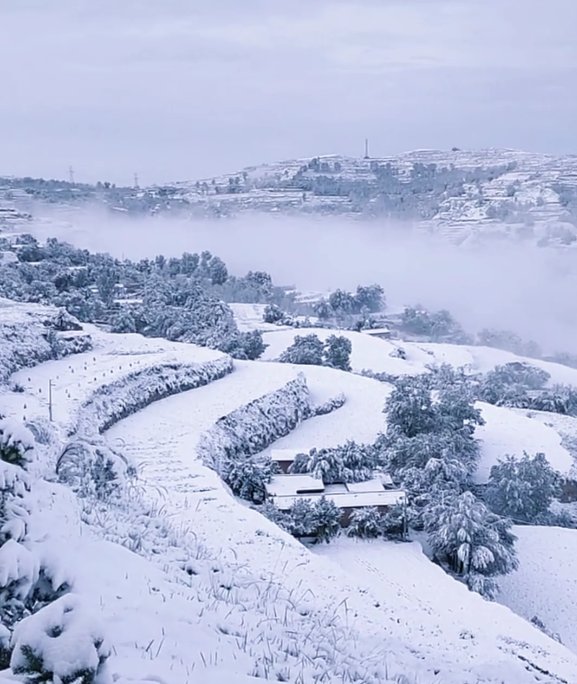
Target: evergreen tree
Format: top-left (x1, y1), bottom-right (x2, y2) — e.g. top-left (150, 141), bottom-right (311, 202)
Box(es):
top-left (346, 507), bottom-right (383, 538)
top-left (311, 497), bottom-right (341, 543)
top-left (384, 376), bottom-right (437, 439)
top-left (323, 335), bottom-right (352, 371)
top-left (424, 491), bottom-right (518, 598)
top-left (486, 453), bottom-right (561, 522)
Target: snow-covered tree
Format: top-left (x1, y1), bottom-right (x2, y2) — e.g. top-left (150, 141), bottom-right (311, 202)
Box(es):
top-left (354, 284), bottom-right (385, 313)
top-left (384, 376), bottom-right (437, 439)
top-left (289, 441), bottom-right (376, 484)
top-left (346, 507), bottom-right (383, 538)
top-left (486, 452), bottom-right (561, 522)
top-left (310, 497), bottom-right (341, 543)
top-left (223, 458), bottom-right (273, 503)
top-left (323, 335), bottom-right (352, 371)
top-left (424, 491), bottom-right (518, 598)
top-left (0, 421), bottom-right (34, 468)
top-left (262, 497), bottom-right (341, 543)
top-left (328, 289), bottom-right (356, 317)
top-left (279, 334), bottom-right (324, 365)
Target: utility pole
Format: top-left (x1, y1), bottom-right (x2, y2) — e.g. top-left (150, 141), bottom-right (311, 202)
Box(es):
top-left (68, 166), bottom-right (75, 184)
top-left (134, 172), bottom-right (139, 189)
top-left (364, 138), bottom-right (370, 160)
top-left (402, 492), bottom-right (408, 541)
top-left (48, 379), bottom-right (53, 422)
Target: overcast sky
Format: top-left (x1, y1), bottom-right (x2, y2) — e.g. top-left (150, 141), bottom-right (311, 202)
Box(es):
top-left (1, 0), bottom-right (576, 185)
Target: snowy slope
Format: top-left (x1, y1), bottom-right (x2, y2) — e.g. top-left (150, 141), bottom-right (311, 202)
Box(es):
top-left (257, 364), bottom-right (390, 453)
top-left (104, 359), bottom-right (577, 682)
top-left (3, 306), bottom-right (577, 682)
top-left (314, 537), bottom-right (577, 683)
top-left (475, 403), bottom-right (573, 482)
top-left (262, 327), bottom-right (577, 388)
top-left (498, 526), bottom-right (577, 653)
top-left (262, 327), bottom-right (431, 375)
top-left (0, 324), bottom-right (224, 432)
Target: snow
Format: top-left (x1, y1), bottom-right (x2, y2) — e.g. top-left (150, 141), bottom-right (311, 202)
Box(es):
top-left (498, 526), bottom-right (577, 653)
top-left (265, 474), bottom-right (324, 496)
top-left (101, 352), bottom-right (577, 681)
top-left (272, 486), bottom-right (406, 511)
top-left (313, 536), bottom-right (577, 682)
top-left (10, 594), bottom-right (111, 684)
top-left (3, 303), bottom-right (577, 681)
top-left (475, 402), bottom-right (573, 482)
top-left (261, 328), bottom-right (431, 375)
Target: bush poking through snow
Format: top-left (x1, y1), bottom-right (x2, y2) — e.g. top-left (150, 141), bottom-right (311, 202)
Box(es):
top-left (0, 421), bottom-right (34, 468)
top-left (10, 594), bottom-right (112, 684)
top-left (56, 441), bottom-right (127, 501)
top-left (311, 392), bottom-right (346, 417)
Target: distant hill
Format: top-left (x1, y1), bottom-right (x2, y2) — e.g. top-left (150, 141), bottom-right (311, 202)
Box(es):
top-left (3, 148), bottom-right (577, 246)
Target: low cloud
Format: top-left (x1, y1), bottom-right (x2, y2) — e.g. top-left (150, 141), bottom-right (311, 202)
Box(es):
top-left (28, 207), bottom-right (577, 354)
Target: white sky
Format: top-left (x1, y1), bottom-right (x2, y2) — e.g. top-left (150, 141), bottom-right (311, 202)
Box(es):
top-left (1, 0), bottom-right (576, 184)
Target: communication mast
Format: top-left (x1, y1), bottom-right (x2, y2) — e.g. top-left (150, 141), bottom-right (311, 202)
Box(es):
top-left (68, 166), bottom-right (75, 184)
top-left (364, 138), bottom-right (370, 160)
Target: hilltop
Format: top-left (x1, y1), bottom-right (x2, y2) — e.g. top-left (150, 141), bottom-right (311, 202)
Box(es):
top-left (3, 148), bottom-right (577, 247)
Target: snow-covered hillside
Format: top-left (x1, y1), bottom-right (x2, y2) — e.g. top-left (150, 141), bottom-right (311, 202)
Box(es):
top-left (498, 526), bottom-right (577, 653)
top-left (4, 147), bottom-right (577, 248)
top-left (2, 301), bottom-right (577, 682)
top-left (104, 356), bottom-right (577, 683)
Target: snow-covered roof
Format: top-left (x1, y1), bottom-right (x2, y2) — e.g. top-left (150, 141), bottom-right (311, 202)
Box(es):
top-left (267, 474), bottom-right (405, 510)
top-left (271, 489), bottom-right (406, 511)
top-left (346, 476), bottom-right (393, 493)
top-left (266, 474), bottom-right (324, 497)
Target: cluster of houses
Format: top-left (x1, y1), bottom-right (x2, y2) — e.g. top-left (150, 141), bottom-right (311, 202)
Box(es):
top-left (264, 449), bottom-right (407, 528)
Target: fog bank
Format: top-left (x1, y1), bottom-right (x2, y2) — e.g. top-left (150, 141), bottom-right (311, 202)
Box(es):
top-left (28, 208), bottom-right (577, 353)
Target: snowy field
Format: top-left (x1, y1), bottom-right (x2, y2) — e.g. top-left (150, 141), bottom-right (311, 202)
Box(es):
top-left (498, 526), bottom-right (577, 653)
